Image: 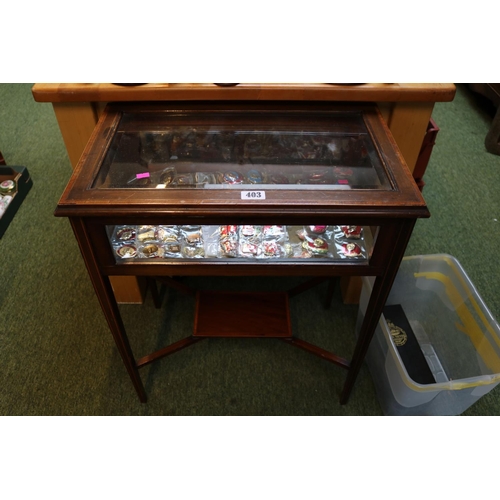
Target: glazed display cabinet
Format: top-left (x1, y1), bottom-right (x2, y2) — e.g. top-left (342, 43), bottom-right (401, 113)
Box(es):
top-left (55, 101), bottom-right (429, 404)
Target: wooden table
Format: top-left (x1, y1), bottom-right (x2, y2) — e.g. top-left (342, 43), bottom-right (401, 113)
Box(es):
top-left (33, 83), bottom-right (455, 303)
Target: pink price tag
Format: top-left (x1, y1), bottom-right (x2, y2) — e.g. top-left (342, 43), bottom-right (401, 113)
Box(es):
top-left (136, 172), bottom-right (150, 179)
top-left (338, 179), bottom-right (349, 185)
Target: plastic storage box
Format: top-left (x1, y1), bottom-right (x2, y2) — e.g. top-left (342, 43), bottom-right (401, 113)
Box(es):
top-left (358, 254), bottom-right (500, 416)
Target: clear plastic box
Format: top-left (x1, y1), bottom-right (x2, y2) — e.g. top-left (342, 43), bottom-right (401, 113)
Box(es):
top-left (358, 254), bottom-right (500, 416)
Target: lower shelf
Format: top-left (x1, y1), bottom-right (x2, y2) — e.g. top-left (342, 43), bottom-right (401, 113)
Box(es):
top-left (194, 291), bottom-right (292, 338)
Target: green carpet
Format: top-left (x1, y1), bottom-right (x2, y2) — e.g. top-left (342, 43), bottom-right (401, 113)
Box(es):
top-left (1, 84), bottom-right (499, 415)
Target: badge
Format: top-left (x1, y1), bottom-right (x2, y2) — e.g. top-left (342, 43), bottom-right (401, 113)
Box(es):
top-left (116, 227), bottom-right (136, 241)
top-left (342, 242), bottom-right (362, 257)
top-left (269, 173), bottom-right (289, 184)
top-left (246, 169), bottom-right (263, 184)
top-left (302, 237), bottom-right (328, 255)
top-left (140, 243), bottom-right (160, 257)
top-left (116, 245), bottom-right (137, 258)
top-left (308, 225), bottom-right (327, 234)
top-left (222, 171), bottom-right (244, 184)
top-left (340, 225), bottom-right (362, 239)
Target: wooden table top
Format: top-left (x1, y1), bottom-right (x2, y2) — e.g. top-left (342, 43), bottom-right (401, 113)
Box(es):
top-left (32, 83), bottom-right (456, 103)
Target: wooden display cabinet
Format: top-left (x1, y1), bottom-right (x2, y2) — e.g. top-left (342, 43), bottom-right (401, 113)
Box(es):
top-left (55, 101), bottom-right (429, 404)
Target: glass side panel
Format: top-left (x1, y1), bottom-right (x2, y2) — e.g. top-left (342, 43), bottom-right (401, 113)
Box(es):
top-left (107, 224), bottom-right (377, 263)
top-left (93, 111), bottom-right (392, 191)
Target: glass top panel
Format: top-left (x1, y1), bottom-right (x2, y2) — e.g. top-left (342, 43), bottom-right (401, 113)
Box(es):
top-left (92, 111), bottom-right (392, 191)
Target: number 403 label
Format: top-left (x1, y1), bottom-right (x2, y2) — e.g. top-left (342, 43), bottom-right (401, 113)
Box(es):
top-left (241, 191), bottom-right (266, 200)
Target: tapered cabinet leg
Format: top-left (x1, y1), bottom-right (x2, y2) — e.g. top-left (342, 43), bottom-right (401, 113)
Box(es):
top-left (70, 218), bottom-right (147, 403)
top-left (485, 106), bottom-right (500, 155)
top-left (340, 220), bottom-right (416, 405)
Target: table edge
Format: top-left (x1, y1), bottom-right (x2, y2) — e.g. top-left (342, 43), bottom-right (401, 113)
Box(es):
top-left (32, 83), bottom-right (457, 103)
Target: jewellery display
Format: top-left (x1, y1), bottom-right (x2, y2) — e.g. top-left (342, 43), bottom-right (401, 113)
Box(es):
top-left (112, 163), bottom-right (381, 189)
top-left (109, 224), bottom-right (368, 262)
top-left (0, 166), bottom-right (32, 238)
